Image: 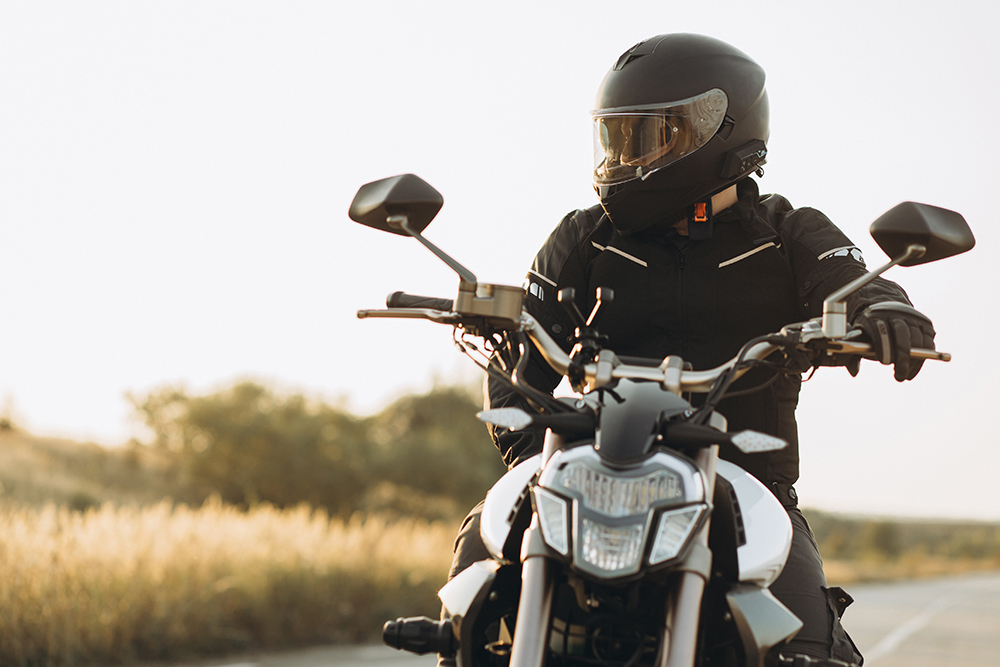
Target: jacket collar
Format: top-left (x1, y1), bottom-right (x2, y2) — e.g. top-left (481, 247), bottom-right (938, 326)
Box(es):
top-left (716, 178), bottom-right (778, 244)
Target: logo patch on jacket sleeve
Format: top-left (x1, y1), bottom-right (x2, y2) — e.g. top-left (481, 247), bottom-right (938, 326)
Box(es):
top-left (528, 282), bottom-right (545, 301)
top-left (818, 245), bottom-right (865, 264)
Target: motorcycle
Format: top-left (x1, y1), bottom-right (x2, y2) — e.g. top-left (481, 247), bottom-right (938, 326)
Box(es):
top-left (348, 174), bottom-right (974, 667)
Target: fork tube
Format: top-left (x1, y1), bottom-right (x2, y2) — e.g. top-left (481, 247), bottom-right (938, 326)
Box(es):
top-left (663, 570), bottom-right (707, 667)
top-left (507, 430), bottom-right (562, 667)
top-left (508, 520), bottom-right (555, 667)
top-left (662, 445), bottom-right (718, 667)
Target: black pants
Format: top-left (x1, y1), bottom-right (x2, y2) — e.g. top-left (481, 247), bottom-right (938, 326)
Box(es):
top-left (447, 501), bottom-right (862, 665)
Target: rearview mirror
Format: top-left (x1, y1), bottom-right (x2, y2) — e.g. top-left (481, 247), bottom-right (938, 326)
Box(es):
top-left (870, 201), bottom-right (975, 266)
top-left (348, 173), bottom-right (444, 236)
top-left (348, 173), bottom-right (478, 288)
top-left (822, 200), bottom-right (975, 338)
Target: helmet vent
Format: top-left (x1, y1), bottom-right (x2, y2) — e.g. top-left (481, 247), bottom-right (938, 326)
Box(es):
top-left (613, 38), bottom-right (660, 71)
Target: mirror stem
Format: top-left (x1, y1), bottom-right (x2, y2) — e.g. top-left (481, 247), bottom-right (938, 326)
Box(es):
top-left (388, 214), bottom-right (478, 289)
top-left (821, 243), bottom-right (926, 338)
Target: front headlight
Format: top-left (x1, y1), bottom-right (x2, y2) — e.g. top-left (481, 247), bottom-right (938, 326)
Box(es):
top-left (561, 465), bottom-right (683, 517)
top-left (536, 447), bottom-right (706, 578)
top-left (579, 518), bottom-right (646, 573)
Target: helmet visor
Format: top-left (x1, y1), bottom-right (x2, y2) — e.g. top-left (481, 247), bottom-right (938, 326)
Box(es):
top-left (592, 89), bottom-right (728, 187)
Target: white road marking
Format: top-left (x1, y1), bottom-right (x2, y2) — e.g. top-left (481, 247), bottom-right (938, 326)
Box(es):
top-left (864, 594), bottom-right (954, 664)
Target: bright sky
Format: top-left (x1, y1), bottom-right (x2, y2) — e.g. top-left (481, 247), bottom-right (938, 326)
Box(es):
top-left (1, 1), bottom-right (997, 520)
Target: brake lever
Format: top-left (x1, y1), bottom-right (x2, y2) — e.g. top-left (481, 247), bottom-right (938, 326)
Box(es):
top-left (781, 319), bottom-right (951, 363)
top-left (356, 307), bottom-right (462, 324)
top-left (823, 340), bottom-right (951, 362)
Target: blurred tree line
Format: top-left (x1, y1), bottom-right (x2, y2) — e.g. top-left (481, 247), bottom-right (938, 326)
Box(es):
top-left (128, 380), bottom-right (1000, 565)
top-left (804, 510), bottom-right (1000, 562)
top-left (131, 382), bottom-right (507, 519)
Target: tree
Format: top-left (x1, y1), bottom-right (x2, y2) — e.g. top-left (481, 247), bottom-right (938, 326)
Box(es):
top-left (132, 382), bottom-right (369, 515)
top-left (861, 521), bottom-right (903, 560)
top-left (367, 385), bottom-right (508, 513)
top-left (131, 381), bottom-right (509, 518)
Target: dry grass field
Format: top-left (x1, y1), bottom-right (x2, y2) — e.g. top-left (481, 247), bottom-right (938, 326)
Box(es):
top-left (0, 426), bottom-right (996, 666)
top-left (0, 499), bottom-right (453, 666)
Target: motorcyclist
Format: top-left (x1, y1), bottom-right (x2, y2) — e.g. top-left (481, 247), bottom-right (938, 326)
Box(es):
top-left (447, 33), bottom-right (935, 666)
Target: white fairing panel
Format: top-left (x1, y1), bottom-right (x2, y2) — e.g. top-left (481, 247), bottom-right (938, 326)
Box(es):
top-left (438, 559), bottom-right (500, 618)
top-left (716, 459), bottom-right (792, 587)
top-left (481, 454), bottom-right (541, 559)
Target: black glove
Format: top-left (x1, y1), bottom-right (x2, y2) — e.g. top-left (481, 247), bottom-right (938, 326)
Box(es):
top-left (852, 302), bottom-right (935, 382)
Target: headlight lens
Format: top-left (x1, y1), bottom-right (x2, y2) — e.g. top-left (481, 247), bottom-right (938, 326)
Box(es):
top-left (579, 518), bottom-right (646, 573)
top-left (561, 466), bottom-right (683, 517)
top-left (536, 447), bottom-right (706, 578)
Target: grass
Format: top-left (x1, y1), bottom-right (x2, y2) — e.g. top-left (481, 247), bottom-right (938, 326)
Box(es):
top-left (4, 501), bottom-right (995, 667)
top-left (0, 499), bottom-right (454, 666)
top-left (823, 553), bottom-right (1000, 586)
top-left (1, 428), bottom-right (997, 665)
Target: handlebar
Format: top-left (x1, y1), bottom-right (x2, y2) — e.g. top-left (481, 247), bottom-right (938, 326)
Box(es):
top-left (357, 294), bottom-right (949, 395)
top-left (518, 314), bottom-right (782, 394)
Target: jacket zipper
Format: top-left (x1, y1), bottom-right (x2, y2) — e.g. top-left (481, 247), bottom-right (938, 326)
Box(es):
top-left (677, 245), bottom-right (688, 359)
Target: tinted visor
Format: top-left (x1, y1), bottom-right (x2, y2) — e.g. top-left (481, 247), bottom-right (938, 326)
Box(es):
top-left (592, 89), bottom-right (728, 186)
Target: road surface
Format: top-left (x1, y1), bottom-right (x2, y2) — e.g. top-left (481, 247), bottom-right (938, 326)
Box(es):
top-left (181, 571), bottom-right (1000, 667)
top-left (840, 570), bottom-right (1000, 666)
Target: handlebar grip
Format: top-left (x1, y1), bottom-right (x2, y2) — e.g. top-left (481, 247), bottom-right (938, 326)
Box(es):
top-left (386, 291), bottom-right (455, 311)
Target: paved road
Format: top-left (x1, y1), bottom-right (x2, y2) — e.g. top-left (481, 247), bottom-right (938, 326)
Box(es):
top-left (184, 571), bottom-right (1000, 667)
top-left (841, 571), bottom-right (1000, 667)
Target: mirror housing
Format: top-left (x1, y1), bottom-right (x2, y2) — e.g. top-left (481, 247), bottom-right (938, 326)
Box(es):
top-left (870, 201), bottom-right (975, 266)
top-left (348, 173), bottom-right (443, 236)
top-left (349, 173), bottom-right (478, 287)
top-left (821, 201), bottom-right (975, 338)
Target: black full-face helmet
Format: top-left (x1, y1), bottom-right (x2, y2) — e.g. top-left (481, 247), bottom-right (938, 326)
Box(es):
top-left (592, 34), bottom-right (769, 235)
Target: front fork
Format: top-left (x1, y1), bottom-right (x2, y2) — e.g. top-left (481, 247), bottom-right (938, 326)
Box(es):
top-left (507, 428), bottom-right (563, 667)
top-left (660, 445), bottom-right (718, 667)
top-left (506, 440), bottom-right (719, 667)
top-left (507, 517), bottom-right (556, 667)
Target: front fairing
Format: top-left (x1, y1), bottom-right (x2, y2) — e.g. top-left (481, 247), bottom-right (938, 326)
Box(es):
top-left (482, 454), bottom-right (541, 560)
top-left (482, 379), bottom-right (695, 564)
top-left (590, 379), bottom-right (693, 463)
top-left (481, 378), bottom-right (789, 587)
top-left (716, 459), bottom-right (792, 587)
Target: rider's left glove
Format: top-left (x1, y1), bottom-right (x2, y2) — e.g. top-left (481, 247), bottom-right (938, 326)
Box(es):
top-left (851, 302), bottom-right (935, 382)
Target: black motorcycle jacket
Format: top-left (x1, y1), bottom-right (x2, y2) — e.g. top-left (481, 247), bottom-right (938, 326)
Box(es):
top-left (487, 178), bottom-right (913, 487)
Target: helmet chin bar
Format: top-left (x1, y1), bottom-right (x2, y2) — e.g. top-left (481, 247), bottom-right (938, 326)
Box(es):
top-left (597, 169), bottom-right (742, 238)
top-left (597, 180), bottom-right (702, 236)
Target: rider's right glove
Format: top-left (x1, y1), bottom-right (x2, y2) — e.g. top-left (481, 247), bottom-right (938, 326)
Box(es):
top-left (851, 302), bottom-right (936, 382)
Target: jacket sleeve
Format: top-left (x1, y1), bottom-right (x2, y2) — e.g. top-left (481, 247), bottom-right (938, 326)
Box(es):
top-left (485, 207), bottom-right (602, 468)
top-left (484, 336), bottom-right (562, 468)
top-left (771, 201), bottom-right (913, 321)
